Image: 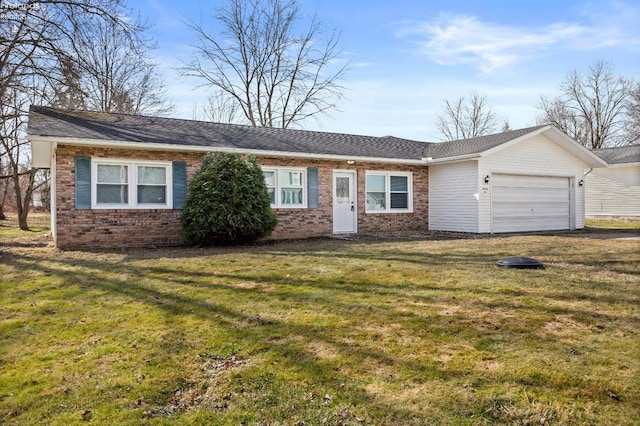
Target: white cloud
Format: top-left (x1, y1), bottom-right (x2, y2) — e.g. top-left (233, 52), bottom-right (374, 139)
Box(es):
top-left (577, 0), bottom-right (640, 50)
top-left (396, 14), bottom-right (593, 73)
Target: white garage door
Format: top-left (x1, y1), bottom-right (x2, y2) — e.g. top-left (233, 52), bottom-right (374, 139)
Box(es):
top-left (492, 174), bottom-right (572, 233)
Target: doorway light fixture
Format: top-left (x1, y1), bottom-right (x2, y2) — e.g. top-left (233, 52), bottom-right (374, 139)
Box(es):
top-left (484, 175), bottom-right (490, 184)
top-left (346, 160), bottom-right (356, 165)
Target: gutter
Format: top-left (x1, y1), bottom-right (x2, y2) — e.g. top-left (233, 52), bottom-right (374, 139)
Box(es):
top-left (27, 135), bottom-right (430, 166)
top-left (425, 153), bottom-right (481, 164)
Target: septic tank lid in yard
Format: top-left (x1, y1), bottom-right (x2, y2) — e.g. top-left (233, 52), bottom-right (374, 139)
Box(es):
top-left (495, 256), bottom-right (544, 269)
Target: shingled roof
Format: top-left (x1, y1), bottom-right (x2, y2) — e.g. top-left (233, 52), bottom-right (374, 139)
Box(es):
top-left (27, 106), bottom-right (430, 161)
top-left (592, 145), bottom-right (640, 165)
top-left (425, 125), bottom-right (548, 159)
top-left (28, 106), bottom-right (589, 164)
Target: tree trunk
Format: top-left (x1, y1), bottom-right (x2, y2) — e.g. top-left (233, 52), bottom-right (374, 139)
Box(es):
top-left (17, 208), bottom-right (29, 230)
top-left (12, 168), bottom-right (36, 230)
top-left (0, 170), bottom-right (9, 220)
top-left (0, 186), bottom-right (6, 220)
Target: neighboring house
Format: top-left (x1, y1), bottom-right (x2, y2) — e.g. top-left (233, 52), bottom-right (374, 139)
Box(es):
top-left (27, 106), bottom-right (606, 249)
top-left (32, 190), bottom-right (43, 208)
top-left (586, 145), bottom-right (640, 218)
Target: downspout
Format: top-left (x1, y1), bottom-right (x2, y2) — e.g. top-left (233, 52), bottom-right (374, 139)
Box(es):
top-left (424, 157), bottom-right (432, 231)
top-left (581, 168), bottom-right (593, 228)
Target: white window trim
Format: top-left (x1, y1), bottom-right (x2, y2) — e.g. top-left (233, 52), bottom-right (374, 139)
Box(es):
top-left (91, 159), bottom-right (173, 209)
top-left (365, 171), bottom-right (413, 213)
top-left (262, 166), bottom-right (307, 209)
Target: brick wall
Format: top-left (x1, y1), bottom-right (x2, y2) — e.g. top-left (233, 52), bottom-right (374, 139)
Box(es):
top-left (54, 145), bottom-right (428, 249)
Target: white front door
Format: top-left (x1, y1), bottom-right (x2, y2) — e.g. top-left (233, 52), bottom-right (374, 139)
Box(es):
top-left (333, 171), bottom-right (357, 233)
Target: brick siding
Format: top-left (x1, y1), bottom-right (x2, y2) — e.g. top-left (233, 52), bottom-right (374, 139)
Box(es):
top-left (54, 145), bottom-right (428, 249)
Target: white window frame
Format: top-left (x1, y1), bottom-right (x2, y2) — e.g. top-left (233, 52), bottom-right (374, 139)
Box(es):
top-left (262, 166), bottom-right (307, 209)
top-left (365, 171), bottom-right (413, 213)
top-left (91, 159), bottom-right (173, 209)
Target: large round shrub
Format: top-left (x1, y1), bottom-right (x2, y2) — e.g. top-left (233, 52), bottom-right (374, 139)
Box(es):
top-left (181, 153), bottom-right (277, 245)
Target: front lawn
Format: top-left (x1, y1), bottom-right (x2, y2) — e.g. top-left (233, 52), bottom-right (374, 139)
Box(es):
top-left (1, 216), bottom-right (639, 424)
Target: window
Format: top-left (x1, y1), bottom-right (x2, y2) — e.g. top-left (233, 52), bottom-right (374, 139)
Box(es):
top-left (262, 167), bottom-right (306, 208)
top-left (366, 172), bottom-right (412, 213)
top-left (137, 166), bottom-right (167, 204)
top-left (96, 164), bottom-right (128, 204)
top-left (263, 170), bottom-right (276, 205)
top-left (92, 160), bottom-right (172, 209)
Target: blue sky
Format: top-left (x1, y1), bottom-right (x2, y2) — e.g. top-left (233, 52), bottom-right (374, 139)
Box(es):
top-left (142, 0), bottom-right (640, 141)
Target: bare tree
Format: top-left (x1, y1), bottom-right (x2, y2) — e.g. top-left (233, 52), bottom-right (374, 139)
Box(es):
top-left (1, 1), bottom-right (139, 109)
top-left (436, 91), bottom-right (499, 141)
top-left (182, 0), bottom-right (348, 128)
top-left (50, 56), bottom-right (87, 110)
top-left (0, 152), bottom-right (10, 220)
top-left (52, 15), bottom-right (173, 115)
top-left (0, 88), bottom-right (36, 230)
top-left (538, 96), bottom-right (587, 143)
top-left (193, 91), bottom-right (242, 123)
top-left (0, 1), bottom-right (149, 229)
top-left (537, 61), bottom-right (633, 149)
top-left (624, 81), bottom-right (640, 145)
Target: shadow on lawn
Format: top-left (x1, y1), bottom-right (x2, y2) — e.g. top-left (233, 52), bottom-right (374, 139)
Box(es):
top-left (9, 238), bottom-right (639, 334)
top-left (5, 251), bottom-right (431, 421)
top-left (4, 238), bottom-right (639, 422)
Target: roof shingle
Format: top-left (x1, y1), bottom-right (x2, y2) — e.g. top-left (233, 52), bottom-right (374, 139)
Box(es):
top-left (425, 125), bottom-right (548, 159)
top-left (592, 145), bottom-right (640, 165)
top-left (27, 106), bottom-right (569, 163)
top-left (27, 106), bottom-right (431, 161)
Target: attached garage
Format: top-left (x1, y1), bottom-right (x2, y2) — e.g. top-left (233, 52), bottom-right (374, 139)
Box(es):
top-left (428, 125), bottom-right (606, 234)
top-left (491, 174), bottom-right (572, 233)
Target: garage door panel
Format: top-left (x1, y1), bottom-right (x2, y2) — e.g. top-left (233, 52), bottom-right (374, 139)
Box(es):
top-left (493, 203), bottom-right (570, 216)
top-left (493, 174), bottom-right (570, 188)
top-left (493, 217), bottom-right (571, 233)
top-left (492, 189), bottom-right (569, 203)
top-left (492, 174), bottom-right (572, 233)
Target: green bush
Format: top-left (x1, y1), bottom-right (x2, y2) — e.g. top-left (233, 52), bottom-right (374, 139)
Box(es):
top-left (181, 153), bottom-right (277, 246)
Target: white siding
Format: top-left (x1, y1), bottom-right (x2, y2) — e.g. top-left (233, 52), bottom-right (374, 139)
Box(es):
top-left (478, 134), bottom-right (589, 233)
top-left (585, 165), bottom-right (640, 217)
top-left (429, 161), bottom-right (479, 232)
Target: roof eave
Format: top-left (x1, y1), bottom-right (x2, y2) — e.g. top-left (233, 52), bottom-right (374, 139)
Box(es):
top-left (426, 153), bottom-right (481, 164)
top-left (605, 161), bottom-right (640, 168)
top-left (27, 135), bottom-right (429, 166)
